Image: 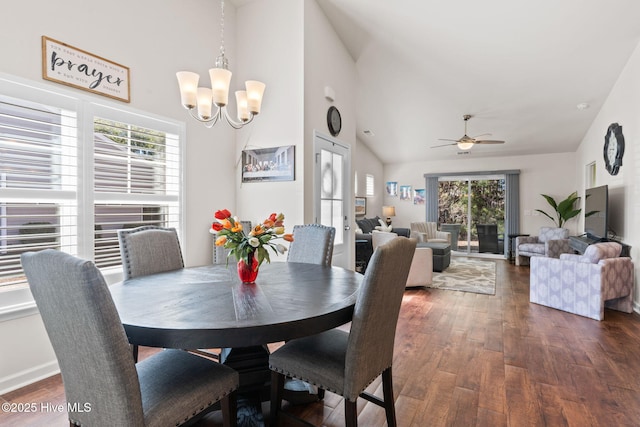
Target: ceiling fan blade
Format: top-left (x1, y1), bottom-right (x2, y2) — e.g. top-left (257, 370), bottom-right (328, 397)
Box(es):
top-left (471, 133), bottom-right (491, 139)
top-left (437, 138), bottom-right (460, 142)
top-left (431, 142), bottom-right (458, 148)
top-left (475, 140), bottom-right (505, 144)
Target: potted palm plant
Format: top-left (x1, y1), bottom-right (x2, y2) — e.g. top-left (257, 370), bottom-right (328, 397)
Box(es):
top-left (536, 191), bottom-right (581, 227)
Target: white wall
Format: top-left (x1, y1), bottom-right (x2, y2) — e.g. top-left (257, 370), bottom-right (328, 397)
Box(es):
top-left (384, 153), bottom-right (580, 235)
top-left (354, 139), bottom-right (384, 220)
top-left (303, 0), bottom-right (357, 215)
top-left (303, 0), bottom-right (358, 267)
top-left (234, 0), bottom-right (305, 232)
top-left (575, 38), bottom-right (640, 307)
top-left (0, 0), bottom-right (238, 393)
top-left (233, 0), bottom-right (358, 266)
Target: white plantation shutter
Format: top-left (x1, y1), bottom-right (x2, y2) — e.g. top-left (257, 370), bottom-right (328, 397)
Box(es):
top-left (0, 93), bottom-right (78, 287)
top-left (366, 174), bottom-right (374, 196)
top-left (0, 77), bottom-right (182, 287)
top-left (91, 108), bottom-right (181, 268)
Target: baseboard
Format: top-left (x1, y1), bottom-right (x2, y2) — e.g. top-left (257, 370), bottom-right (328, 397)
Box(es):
top-left (0, 360), bottom-right (59, 395)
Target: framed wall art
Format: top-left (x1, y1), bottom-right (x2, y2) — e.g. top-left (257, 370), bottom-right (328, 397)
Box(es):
top-left (242, 145), bottom-right (295, 182)
top-left (399, 185), bottom-right (412, 201)
top-left (386, 181), bottom-right (398, 197)
top-left (355, 197), bottom-right (367, 215)
top-left (41, 36), bottom-right (130, 102)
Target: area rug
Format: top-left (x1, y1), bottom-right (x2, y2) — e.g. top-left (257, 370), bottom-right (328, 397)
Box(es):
top-left (429, 257), bottom-right (496, 295)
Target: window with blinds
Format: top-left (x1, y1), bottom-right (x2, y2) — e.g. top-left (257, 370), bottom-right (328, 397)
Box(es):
top-left (0, 94), bottom-right (78, 288)
top-left (92, 115), bottom-right (180, 268)
top-left (366, 173), bottom-right (375, 196)
top-left (0, 79), bottom-right (182, 288)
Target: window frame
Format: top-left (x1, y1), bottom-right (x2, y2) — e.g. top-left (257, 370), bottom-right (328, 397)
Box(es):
top-left (0, 73), bottom-right (185, 321)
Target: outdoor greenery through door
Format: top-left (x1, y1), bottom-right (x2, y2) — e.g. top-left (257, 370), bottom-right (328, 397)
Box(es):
top-left (438, 177), bottom-right (505, 255)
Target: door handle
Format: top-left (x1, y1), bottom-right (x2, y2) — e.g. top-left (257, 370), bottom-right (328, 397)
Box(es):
top-left (344, 225), bottom-right (350, 231)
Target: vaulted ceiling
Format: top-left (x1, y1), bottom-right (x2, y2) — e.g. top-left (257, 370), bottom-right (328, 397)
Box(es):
top-left (317, 0), bottom-right (640, 164)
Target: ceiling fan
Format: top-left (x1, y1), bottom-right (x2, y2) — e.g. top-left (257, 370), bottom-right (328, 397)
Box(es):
top-left (432, 114), bottom-right (505, 150)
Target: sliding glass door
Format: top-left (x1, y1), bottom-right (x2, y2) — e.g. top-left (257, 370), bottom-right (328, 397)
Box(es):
top-left (438, 176), bottom-right (505, 256)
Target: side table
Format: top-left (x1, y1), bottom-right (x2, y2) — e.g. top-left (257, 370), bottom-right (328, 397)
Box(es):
top-left (508, 234), bottom-right (529, 264)
top-left (355, 239), bottom-right (370, 273)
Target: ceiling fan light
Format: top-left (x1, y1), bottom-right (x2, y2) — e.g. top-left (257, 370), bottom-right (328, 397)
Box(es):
top-left (457, 141), bottom-right (474, 150)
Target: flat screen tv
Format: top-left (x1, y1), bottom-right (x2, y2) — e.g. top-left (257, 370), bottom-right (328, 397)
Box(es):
top-left (584, 185), bottom-right (608, 240)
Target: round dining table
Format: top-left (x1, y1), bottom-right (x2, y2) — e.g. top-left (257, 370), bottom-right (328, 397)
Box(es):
top-left (110, 261), bottom-right (362, 393)
top-left (110, 262), bottom-right (361, 349)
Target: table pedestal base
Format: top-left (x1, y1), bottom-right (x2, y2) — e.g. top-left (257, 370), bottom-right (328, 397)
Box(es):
top-left (220, 345), bottom-right (271, 398)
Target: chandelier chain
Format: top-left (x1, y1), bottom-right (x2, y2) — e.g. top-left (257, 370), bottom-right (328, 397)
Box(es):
top-left (219, 0), bottom-right (225, 57)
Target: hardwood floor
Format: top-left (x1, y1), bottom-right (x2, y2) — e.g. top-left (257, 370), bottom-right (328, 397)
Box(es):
top-left (2, 259), bottom-right (640, 426)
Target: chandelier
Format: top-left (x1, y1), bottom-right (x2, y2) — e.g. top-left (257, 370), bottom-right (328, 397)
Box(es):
top-left (176, 0), bottom-right (265, 129)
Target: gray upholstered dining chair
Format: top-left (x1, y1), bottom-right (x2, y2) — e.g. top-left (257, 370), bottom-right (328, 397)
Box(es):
top-left (287, 224), bottom-right (336, 266)
top-left (269, 237), bottom-right (417, 427)
top-left (118, 225), bottom-right (187, 361)
top-left (118, 225), bottom-right (184, 280)
top-left (21, 249), bottom-right (239, 427)
top-left (118, 225), bottom-right (220, 361)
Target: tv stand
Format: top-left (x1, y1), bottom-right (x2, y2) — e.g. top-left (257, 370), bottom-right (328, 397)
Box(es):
top-left (569, 235), bottom-right (631, 257)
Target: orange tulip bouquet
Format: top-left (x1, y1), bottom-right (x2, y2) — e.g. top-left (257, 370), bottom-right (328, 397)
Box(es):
top-left (211, 209), bottom-right (293, 282)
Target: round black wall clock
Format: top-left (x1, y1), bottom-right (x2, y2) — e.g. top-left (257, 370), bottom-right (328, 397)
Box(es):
top-left (603, 123), bottom-right (624, 175)
top-left (327, 106), bottom-right (342, 136)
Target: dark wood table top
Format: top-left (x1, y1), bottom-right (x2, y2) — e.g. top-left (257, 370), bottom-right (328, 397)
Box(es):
top-left (110, 262), bottom-right (362, 349)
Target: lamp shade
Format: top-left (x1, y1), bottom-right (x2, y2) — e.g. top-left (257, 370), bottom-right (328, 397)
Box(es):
top-left (382, 206), bottom-right (396, 217)
top-left (196, 87), bottom-right (213, 120)
top-left (209, 67), bottom-right (232, 107)
top-left (235, 90), bottom-right (249, 122)
top-left (176, 71), bottom-right (199, 109)
top-left (245, 80), bottom-right (266, 114)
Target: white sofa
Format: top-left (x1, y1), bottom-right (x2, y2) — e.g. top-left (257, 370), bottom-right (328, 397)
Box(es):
top-left (372, 231), bottom-right (433, 287)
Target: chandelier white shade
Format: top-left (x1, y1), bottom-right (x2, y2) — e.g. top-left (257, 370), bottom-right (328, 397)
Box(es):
top-left (176, 0), bottom-right (265, 129)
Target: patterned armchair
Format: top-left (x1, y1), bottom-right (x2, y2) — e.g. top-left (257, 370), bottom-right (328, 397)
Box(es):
top-left (530, 242), bottom-right (634, 320)
top-left (410, 222), bottom-right (451, 244)
top-left (515, 226), bottom-right (571, 266)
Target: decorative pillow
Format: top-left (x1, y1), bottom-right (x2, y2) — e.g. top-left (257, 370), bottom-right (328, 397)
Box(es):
top-left (356, 217), bottom-right (382, 234)
top-left (375, 219), bottom-right (393, 232)
top-left (356, 219), bottom-right (372, 234)
top-left (366, 216), bottom-right (381, 231)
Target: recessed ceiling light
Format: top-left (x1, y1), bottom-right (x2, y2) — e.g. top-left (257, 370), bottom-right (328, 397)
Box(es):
top-left (363, 130), bottom-right (375, 136)
top-left (576, 102), bottom-right (590, 110)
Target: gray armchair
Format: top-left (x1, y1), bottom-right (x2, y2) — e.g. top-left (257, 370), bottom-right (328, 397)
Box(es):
top-left (21, 249), bottom-right (239, 427)
top-left (515, 226), bottom-right (571, 266)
